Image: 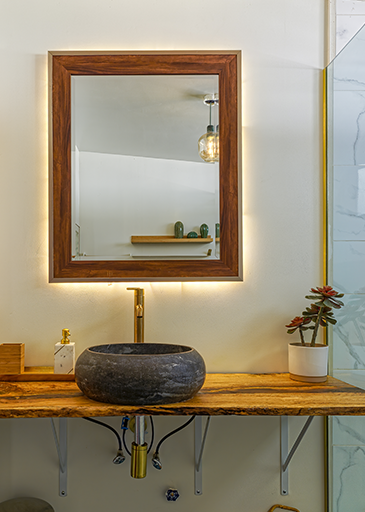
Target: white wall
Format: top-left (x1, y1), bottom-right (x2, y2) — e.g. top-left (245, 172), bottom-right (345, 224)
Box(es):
top-left (0, 1), bottom-right (326, 511)
top-left (76, 151), bottom-right (219, 258)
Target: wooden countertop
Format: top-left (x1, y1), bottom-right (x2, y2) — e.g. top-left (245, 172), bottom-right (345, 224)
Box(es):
top-left (0, 373), bottom-right (365, 419)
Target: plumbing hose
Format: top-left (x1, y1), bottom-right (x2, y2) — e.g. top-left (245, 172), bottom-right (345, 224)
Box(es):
top-left (83, 417), bottom-right (122, 451)
top-left (154, 415), bottom-right (196, 455)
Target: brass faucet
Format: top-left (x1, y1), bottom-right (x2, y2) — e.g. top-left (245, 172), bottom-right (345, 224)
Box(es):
top-left (127, 288), bottom-right (144, 343)
top-left (126, 288), bottom-right (147, 478)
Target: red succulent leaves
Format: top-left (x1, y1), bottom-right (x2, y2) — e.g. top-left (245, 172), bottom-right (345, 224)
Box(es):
top-left (286, 285), bottom-right (344, 345)
top-left (286, 316), bottom-right (311, 334)
top-left (286, 316), bottom-right (308, 328)
top-left (310, 286), bottom-right (342, 297)
top-left (306, 286), bottom-right (344, 310)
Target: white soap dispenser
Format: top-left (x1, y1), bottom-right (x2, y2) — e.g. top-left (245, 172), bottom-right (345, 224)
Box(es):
top-left (54, 328), bottom-right (75, 374)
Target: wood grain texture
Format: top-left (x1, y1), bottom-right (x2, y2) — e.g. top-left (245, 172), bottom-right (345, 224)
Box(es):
top-left (0, 344), bottom-right (25, 374)
top-left (49, 51), bottom-right (242, 282)
top-left (0, 366), bottom-right (75, 382)
top-left (0, 373), bottom-right (365, 419)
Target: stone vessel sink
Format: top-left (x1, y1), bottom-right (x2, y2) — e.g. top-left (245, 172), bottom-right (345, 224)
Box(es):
top-left (75, 343), bottom-right (206, 405)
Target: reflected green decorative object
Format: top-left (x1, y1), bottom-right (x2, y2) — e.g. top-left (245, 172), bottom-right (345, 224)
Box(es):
top-left (200, 223), bottom-right (209, 238)
top-left (215, 223), bottom-right (220, 238)
top-left (187, 231), bottom-right (198, 238)
top-left (174, 221), bottom-right (184, 238)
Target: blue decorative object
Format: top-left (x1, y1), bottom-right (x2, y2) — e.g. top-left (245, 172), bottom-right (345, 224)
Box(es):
top-left (174, 221), bottom-right (184, 238)
top-left (187, 231), bottom-right (198, 238)
top-left (165, 489), bottom-right (180, 502)
top-left (200, 223), bottom-right (209, 238)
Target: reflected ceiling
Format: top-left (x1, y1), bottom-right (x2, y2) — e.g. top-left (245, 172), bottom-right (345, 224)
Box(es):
top-left (72, 75), bottom-right (219, 163)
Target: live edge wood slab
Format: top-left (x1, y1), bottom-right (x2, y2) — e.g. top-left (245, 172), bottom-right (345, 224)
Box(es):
top-left (0, 373), bottom-right (365, 419)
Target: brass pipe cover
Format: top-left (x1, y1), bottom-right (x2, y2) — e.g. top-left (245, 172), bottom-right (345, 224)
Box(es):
top-left (130, 442), bottom-right (147, 479)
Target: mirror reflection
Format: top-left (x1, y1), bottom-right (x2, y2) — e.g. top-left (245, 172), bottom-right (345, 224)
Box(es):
top-left (71, 75), bottom-right (220, 261)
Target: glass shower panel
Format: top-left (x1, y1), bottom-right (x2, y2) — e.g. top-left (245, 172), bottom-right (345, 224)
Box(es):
top-left (326, 23), bottom-right (365, 512)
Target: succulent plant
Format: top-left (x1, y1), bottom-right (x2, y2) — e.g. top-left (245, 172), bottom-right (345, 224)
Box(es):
top-left (286, 286), bottom-right (344, 347)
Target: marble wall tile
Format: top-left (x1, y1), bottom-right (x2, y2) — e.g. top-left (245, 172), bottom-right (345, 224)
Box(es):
top-left (337, 1), bottom-right (365, 15)
top-left (333, 166), bottom-right (365, 241)
top-left (334, 24), bottom-right (365, 89)
top-left (333, 91), bottom-right (365, 166)
top-left (332, 416), bottom-right (365, 445)
top-left (332, 445), bottom-right (365, 512)
top-left (333, 294), bottom-right (365, 369)
top-left (336, 15), bottom-right (365, 53)
top-left (333, 241), bottom-right (365, 292)
top-left (331, 12), bottom-right (365, 512)
top-left (333, 369), bottom-right (365, 388)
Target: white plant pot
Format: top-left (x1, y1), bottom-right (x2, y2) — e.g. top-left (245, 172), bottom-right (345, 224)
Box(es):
top-left (288, 342), bottom-right (329, 383)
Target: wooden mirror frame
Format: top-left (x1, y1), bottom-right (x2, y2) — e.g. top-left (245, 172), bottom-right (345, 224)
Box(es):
top-left (49, 51), bottom-right (242, 282)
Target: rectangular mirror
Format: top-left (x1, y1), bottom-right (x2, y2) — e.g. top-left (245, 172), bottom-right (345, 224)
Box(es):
top-left (49, 51), bottom-right (242, 281)
top-left (71, 74), bottom-right (219, 261)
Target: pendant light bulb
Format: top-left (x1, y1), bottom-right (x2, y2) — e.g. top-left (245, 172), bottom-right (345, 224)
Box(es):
top-left (198, 97), bottom-right (219, 163)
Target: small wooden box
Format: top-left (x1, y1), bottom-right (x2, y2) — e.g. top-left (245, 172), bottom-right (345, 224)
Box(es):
top-left (0, 343), bottom-right (25, 374)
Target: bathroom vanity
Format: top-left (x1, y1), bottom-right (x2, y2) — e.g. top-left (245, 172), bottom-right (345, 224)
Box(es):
top-left (1, 372), bottom-right (364, 498)
top-left (0, 372), bottom-right (364, 418)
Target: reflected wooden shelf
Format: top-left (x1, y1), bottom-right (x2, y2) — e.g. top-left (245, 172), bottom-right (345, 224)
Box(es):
top-left (0, 366), bottom-right (74, 382)
top-left (131, 235), bottom-right (213, 244)
top-left (0, 373), bottom-right (365, 419)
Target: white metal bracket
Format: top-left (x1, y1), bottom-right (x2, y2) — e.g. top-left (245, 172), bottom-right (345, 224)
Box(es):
top-left (50, 418), bottom-right (68, 497)
top-left (194, 416), bottom-right (211, 496)
top-left (280, 416), bottom-right (314, 495)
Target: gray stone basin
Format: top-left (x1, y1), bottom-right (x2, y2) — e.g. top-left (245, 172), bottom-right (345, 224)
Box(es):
top-left (75, 343), bottom-right (206, 405)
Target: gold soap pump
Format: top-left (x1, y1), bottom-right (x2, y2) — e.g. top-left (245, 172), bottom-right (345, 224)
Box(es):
top-left (61, 328), bottom-right (71, 344)
top-left (54, 328), bottom-right (75, 375)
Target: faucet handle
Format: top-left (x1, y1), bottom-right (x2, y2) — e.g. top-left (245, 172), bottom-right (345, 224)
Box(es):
top-left (126, 287), bottom-right (144, 297)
